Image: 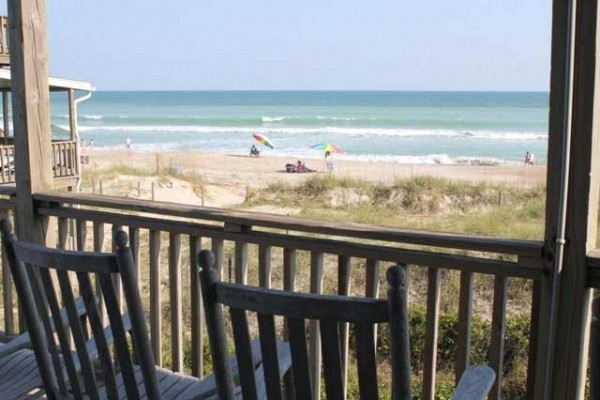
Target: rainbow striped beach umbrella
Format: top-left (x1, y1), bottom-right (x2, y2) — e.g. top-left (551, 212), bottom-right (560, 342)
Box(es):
top-left (311, 142), bottom-right (343, 153)
top-left (252, 133), bottom-right (274, 149)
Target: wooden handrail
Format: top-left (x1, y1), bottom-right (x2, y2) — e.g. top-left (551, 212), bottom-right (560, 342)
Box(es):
top-left (35, 204), bottom-right (543, 278)
top-left (34, 191), bottom-right (545, 257)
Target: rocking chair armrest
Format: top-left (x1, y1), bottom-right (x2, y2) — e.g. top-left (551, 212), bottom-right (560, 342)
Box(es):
top-left (179, 339), bottom-right (292, 400)
top-left (0, 331), bottom-right (32, 358)
top-left (452, 365), bottom-right (496, 400)
top-left (0, 296), bottom-right (91, 359)
top-left (85, 312), bottom-right (132, 361)
top-left (71, 313), bottom-right (132, 372)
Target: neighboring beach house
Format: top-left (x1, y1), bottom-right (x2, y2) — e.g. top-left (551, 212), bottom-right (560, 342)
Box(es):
top-left (0, 15), bottom-right (93, 188)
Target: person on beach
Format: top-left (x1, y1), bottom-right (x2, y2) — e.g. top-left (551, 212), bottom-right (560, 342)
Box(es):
top-left (524, 151), bottom-right (535, 166)
top-left (126, 136), bottom-right (132, 151)
top-left (325, 150), bottom-right (333, 172)
top-left (80, 139), bottom-right (89, 165)
top-left (250, 144), bottom-right (260, 157)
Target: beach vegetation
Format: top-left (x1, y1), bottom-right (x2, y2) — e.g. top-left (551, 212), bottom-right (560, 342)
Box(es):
top-left (247, 175), bottom-right (546, 240)
top-left (81, 164), bottom-right (207, 199)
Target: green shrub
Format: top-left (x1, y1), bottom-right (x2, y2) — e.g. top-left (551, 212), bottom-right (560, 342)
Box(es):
top-left (377, 307), bottom-right (530, 398)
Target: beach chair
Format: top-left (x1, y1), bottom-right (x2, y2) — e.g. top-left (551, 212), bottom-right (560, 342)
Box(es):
top-left (0, 221), bottom-right (260, 399)
top-left (0, 221), bottom-right (277, 399)
top-left (198, 249), bottom-right (496, 400)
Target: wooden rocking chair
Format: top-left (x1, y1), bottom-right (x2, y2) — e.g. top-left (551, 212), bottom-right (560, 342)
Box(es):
top-left (0, 221), bottom-right (248, 399)
top-left (198, 249), bottom-right (496, 400)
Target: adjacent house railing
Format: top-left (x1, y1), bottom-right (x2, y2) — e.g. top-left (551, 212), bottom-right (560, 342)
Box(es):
top-left (0, 190), bottom-right (555, 399)
top-left (0, 16), bottom-right (8, 63)
top-left (51, 140), bottom-right (78, 178)
top-left (0, 145), bottom-right (14, 184)
top-left (0, 141), bottom-right (79, 184)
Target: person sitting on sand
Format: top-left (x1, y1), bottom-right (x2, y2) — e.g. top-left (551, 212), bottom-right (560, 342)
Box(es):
top-left (250, 144), bottom-right (260, 157)
top-left (296, 160), bottom-right (303, 173)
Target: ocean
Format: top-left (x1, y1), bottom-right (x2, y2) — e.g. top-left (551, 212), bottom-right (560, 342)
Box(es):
top-left (51, 91), bottom-right (549, 165)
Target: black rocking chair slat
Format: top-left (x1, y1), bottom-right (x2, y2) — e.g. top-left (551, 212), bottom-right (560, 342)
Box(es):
top-left (320, 319), bottom-right (345, 400)
top-left (37, 267), bottom-right (84, 398)
top-left (230, 307), bottom-right (258, 400)
top-left (56, 269), bottom-right (101, 400)
top-left (257, 312), bottom-right (283, 400)
top-left (287, 317), bottom-right (312, 400)
top-left (76, 271), bottom-right (120, 399)
top-left (355, 322), bottom-right (379, 400)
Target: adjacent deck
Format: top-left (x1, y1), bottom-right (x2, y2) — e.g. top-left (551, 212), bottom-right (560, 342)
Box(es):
top-left (0, 16), bottom-right (9, 66)
top-left (0, 140), bottom-right (79, 185)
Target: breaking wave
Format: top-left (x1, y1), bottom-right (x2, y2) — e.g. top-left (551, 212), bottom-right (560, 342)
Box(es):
top-left (75, 124), bottom-right (546, 142)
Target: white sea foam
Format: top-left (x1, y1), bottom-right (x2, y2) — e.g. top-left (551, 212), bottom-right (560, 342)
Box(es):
top-left (76, 124), bottom-right (547, 141)
top-left (316, 116), bottom-right (358, 121)
top-left (328, 153), bottom-right (508, 165)
top-left (93, 143), bottom-right (518, 165)
top-left (99, 142), bottom-right (181, 152)
top-left (261, 116), bottom-right (288, 123)
top-left (81, 114), bottom-right (103, 120)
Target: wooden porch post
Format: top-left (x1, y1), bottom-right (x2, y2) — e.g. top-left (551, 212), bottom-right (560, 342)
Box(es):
top-left (1, 90), bottom-right (8, 138)
top-left (7, 0), bottom-right (53, 244)
top-left (549, 0), bottom-right (600, 397)
top-left (68, 89), bottom-right (76, 141)
top-left (529, 0), bottom-right (575, 398)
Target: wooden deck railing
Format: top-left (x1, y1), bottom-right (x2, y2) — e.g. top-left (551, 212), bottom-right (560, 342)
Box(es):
top-left (0, 190), bottom-right (576, 399)
top-left (0, 145), bottom-right (14, 184)
top-left (0, 16), bottom-right (9, 64)
top-left (0, 141), bottom-right (79, 185)
top-left (51, 140), bottom-right (78, 178)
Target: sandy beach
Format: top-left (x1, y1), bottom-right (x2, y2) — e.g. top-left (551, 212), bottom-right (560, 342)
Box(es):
top-left (83, 149), bottom-right (546, 211)
top-left (91, 149), bottom-right (546, 188)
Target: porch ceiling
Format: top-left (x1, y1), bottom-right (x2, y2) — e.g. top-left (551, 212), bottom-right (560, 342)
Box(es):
top-left (0, 68), bottom-right (94, 92)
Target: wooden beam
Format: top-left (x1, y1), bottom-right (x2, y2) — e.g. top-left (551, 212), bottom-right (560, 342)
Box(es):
top-left (68, 89), bottom-right (76, 141)
top-left (550, 0), bottom-right (600, 397)
top-left (2, 90), bottom-right (8, 138)
top-left (8, 0), bottom-right (53, 244)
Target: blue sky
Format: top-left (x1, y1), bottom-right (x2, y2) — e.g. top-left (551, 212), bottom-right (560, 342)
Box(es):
top-left (2, 1), bottom-right (551, 91)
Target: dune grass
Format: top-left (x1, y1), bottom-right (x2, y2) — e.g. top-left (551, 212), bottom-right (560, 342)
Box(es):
top-left (247, 175), bottom-right (547, 240)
